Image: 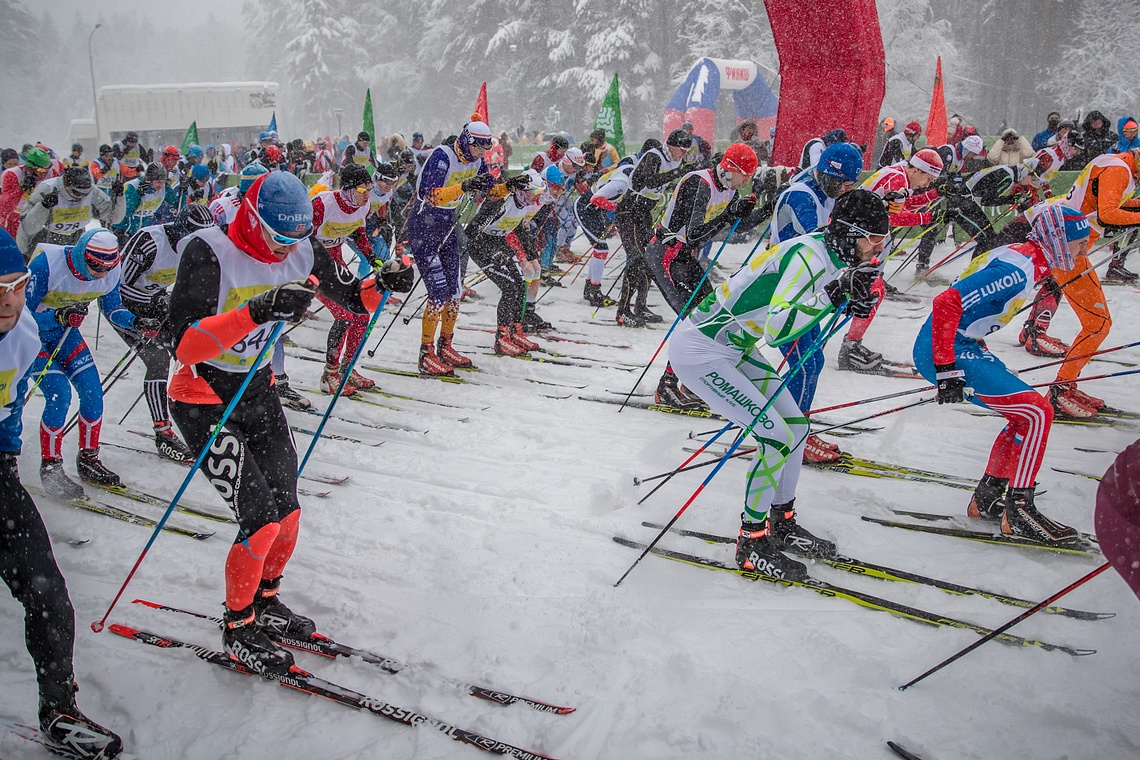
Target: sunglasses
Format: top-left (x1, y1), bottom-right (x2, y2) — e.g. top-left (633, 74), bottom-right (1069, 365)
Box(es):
top-left (248, 199), bottom-right (313, 247)
top-left (86, 255), bottom-right (119, 275)
top-left (471, 138), bottom-right (493, 149)
top-left (839, 220), bottom-right (889, 246)
top-left (0, 271), bottom-right (31, 294)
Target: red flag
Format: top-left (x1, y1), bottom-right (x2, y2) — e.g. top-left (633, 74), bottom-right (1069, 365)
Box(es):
top-left (474, 83), bottom-right (489, 124)
top-left (925, 57), bottom-right (948, 147)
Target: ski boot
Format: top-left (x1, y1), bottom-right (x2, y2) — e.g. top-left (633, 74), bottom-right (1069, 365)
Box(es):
top-left (274, 374), bottom-right (313, 411)
top-left (154, 421), bottom-right (194, 464)
top-left (967, 474), bottom-right (1008, 521)
top-left (39, 681), bottom-right (123, 759)
top-left (1017, 322), bottom-right (1068, 358)
top-left (734, 515), bottom-right (809, 580)
top-left (802, 434), bottom-right (843, 464)
top-left (347, 369), bottom-right (376, 390)
top-left (540, 271), bottom-right (565, 288)
top-left (319, 361), bottom-right (358, 396)
top-left (522, 307), bottom-right (553, 333)
top-left (418, 343), bottom-right (455, 376)
top-left (615, 307), bottom-right (645, 328)
top-left (1051, 382), bottom-right (1097, 419)
top-left (494, 325), bottom-right (528, 355)
top-left (585, 282), bottom-right (616, 308)
top-left (41, 458), bottom-right (84, 501)
top-left (437, 334), bottom-right (474, 368)
top-left (768, 500), bottom-right (837, 559)
top-left (223, 604), bottom-right (295, 676)
top-left (461, 286), bottom-right (481, 301)
top-left (1104, 260), bottom-right (1139, 284)
top-left (76, 449), bottom-right (120, 488)
top-left (837, 338), bottom-right (884, 373)
top-left (655, 371), bottom-right (704, 411)
top-left (555, 244), bottom-right (576, 264)
top-left (254, 576), bottom-right (317, 638)
top-left (509, 322), bottom-right (540, 352)
top-left (544, 263), bottom-right (564, 274)
top-left (1001, 488), bottom-right (1080, 546)
top-left (1070, 385), bottom-right (1104, 410)
top-left (636, 305), bottom-right (664, 324)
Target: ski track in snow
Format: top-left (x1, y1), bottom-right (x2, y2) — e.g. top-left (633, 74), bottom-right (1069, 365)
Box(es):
top-left (2, 238), bottom-right (1139, 760)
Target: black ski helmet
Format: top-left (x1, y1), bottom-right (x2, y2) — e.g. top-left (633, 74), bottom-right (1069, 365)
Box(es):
top-left (666, 129), bottom-right (693, 149)
top-left (62, 166), bottom-right (92, 193)
top-left (824, 189), bottom-right (889, 265)
top-left (373, 163), bottom-right (400, 183)
top-left (551, 134), bottom-right (569, 151)
top-left (339, 162), bottom-right (372, 190)
top-left (144, 163), bottom-right (167, 182)
top-left (172, 203), bottom-right (215, 241)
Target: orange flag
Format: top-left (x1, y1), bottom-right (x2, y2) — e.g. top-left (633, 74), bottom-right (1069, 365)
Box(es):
top-left (925, 57), bottom-right (948, 147)
top-left (474, 83), bottom-right (489, 124)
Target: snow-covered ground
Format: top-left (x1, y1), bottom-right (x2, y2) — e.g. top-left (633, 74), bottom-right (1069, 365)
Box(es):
top-left (2, 235), bottom-right (1138, 760)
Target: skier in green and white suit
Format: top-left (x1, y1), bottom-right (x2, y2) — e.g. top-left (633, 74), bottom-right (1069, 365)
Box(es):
top-left (668, 189), bottom-right (890, 579)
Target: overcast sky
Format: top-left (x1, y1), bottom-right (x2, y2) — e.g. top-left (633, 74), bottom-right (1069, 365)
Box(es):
top-left (51, 0), bottom-right (239, 27)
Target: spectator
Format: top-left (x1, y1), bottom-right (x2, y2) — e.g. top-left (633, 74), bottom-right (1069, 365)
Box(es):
top-left (948, 114), bottom-right (968, 145)
top-left (498, 132), bottom-right (513, 168)
top-left (878, 121), bottom-right (920, 168)
top-left (1069, 110), bottom-right (1117, 170)
top-left (987, 128), bottom-right (1034, 166)
top-left (1048, 119), bottom-right (1076, 146)
top-left (680, 121), bottom-right (712, 161)
top-left (1032, 111), bottom-right (1062, 150)
top-left (589, 128), bottom-right (620, 168)
top-left (1116, 116), bottom-right (1139, 152)
top-left (1, 148), bottom-right (18, 170)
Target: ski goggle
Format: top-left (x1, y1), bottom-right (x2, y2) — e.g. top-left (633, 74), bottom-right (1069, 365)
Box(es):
top-left (85, 253), bottom-right (119, 275)
top-left (0, 271), bottom-right (31, 294)
top-left (248, 199), bottom-right (313, 246)
top-left (838, 219), bottom-right (889, 247)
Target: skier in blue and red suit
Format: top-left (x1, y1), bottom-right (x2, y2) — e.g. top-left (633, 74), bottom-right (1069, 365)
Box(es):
top-left (407, 117), bottom-right (504, 375)
top-left (914, 202), bottom-right (1091, 547)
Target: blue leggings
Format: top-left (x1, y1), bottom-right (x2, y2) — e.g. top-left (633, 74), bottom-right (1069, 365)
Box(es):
top-left (32, 328), bottom-right (103, 456)
top-left (777, 324), bottom-right (825, 411)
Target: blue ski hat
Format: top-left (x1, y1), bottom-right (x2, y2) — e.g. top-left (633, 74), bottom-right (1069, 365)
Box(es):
top-left (190, 164), bottom-right (210, 182)
top-left (187, 145), bottom-right (204, 159)
top-left (258, 131), bottom-right (275, 144)
top-left (255, 171), bottom-right (312, 236)
top-left (543, 164), bottom-right (565, 187)
top-left (1028, 203), bottom-right (1089, 270)
top-left (816, 142), bottom-right (863, 181)
top-left (239, 162), bottom-right (269, 195)
top-left (0, 229), bottom-right (26, 276)
top-left (1061, 205), bottom-right (1090, 241)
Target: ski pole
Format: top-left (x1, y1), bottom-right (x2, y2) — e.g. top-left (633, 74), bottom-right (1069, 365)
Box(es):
top-left (23, 327), bottom-right (73, 404)
top-left (117, 388), bottom-right (146, 425)
top-left (298, 292), bottom-right (390, 476)
top-left (401, 292), bottom-right (430, 325)
top-left (63, 346), bottom-right (142, 435)
top-left (1018, 340), bottom-right (1140, 374)
top-left (634, 420), bottom-right (736, 502)
top-left (1010, 249), bottom-right (1118, 321)
top-left (281, 303), bottom-right (327, 338)
top-left (616, 308), bottom-right (850, 585)
top-left (617, 217), bottom-right (745, 413)
top-left (898, 563), bottom-right (1110, 691)
top-left (92, 318), bottom-right (287, 634)
top-left (590, 260), bottom-right (627, 319)
top-left (367, 275), bottom-right (420, 357)
top-left (905, 207), bottom-right (1016, 290)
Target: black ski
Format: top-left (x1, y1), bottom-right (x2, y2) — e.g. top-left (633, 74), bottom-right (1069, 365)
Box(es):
top-left (862, 516), bottom-right (1100, 556)
top-left (638, 521), bottom-right (1111, 621)
top-left (887, 509), bottom-right (1098, 544)
top-left (109, 623), bottom-right (560, 759)
top-left (612, 537), bottom-right (1092, 655)
top-left (887, 740), bottom-right (925, 760)
top-left (578, 394), bottom-right (726, 419)
top-left (90, 481), bottom-right (235, 524)
top-left (131, 599), bottom-right (574, 714)
top-left (28, 486), bottom-right (213, 540)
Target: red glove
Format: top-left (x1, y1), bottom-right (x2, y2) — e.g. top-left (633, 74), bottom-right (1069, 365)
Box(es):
top-left (590, 195), bottom-right (617, 212)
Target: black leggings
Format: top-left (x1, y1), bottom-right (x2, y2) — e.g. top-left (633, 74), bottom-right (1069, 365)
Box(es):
top-left (1, 460), bottom-right (75, 698)
top-left (468, 234), bottom-right (526, 326)
top-left (113, 319), bottom-right (174, 425)
top-left (615, 207), bottom-right (654, 312)
top-left (171, 384), bottom-right (300, 543)
top-left (667, 245), bottom-right (715, 318)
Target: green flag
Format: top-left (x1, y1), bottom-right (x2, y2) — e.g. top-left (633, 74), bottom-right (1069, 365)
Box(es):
top-left (362, 89), bottom-right (376, 148)
top-left (180, 121), bottom-right (199, 155)
top-left (594, 74), bottom-right (625, 156)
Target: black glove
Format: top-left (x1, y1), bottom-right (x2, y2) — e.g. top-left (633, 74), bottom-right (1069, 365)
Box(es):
top-left (246, 278), bottom-right (317, 324)
top-left (134, 317), bottom-right (163, 339)
top-left (461, 174), bottom-right (494, 193)
top-left (825, 266), bottom-right (879, 318)
top-left (727, 193), bottom-right (757, 220)
top-left (504, 173), bottom-right (530, 192)
top-left (41, 190), bottom-right (59, 209)
top-left (111, 178), bottom-right (125, 198)
top-left (1012, 192), bottom-right (1032, 212)
top-left (19, 175), bottom-right (37, 193)
top-left (55, 302), bottom-right (89, 328)
top-left (375, 255), bottom-right (415, 293)
top-left (934, 362), bottom-right (966, 404)
top-left (0, 451), bottom-right (18, 480)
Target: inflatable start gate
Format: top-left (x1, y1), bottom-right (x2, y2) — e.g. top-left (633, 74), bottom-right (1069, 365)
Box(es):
top-left (662, 58), bottom-right (779, 145)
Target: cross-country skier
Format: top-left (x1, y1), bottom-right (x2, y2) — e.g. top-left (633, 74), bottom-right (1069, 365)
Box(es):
top-left (0, 229), bottom-right (124, 759)
top-left (166, 171), bottom-right (413, 674)
top-left (1, 147), bottom-right (54, 239)
top-left (913, 203), bottom-right (1088, 546)
top-left (667, 189), bottom-right (888, 578)
top-left (574, 154), bottom-right (638, 308)
top-left (25, 229), bottom-right (143, 500)
top-left (111, 163), bottom-right (177, 246)
top-left (17, 166), bottom-right (118, 256)
top-left (878, 121), bottom-right (922, 168)
top-left (407, 119), bottom-right (497, 375)
top-left (115, 204), bottom-right (216, 462)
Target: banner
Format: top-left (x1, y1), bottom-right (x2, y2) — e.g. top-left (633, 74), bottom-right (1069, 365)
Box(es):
top-left (925, 57), bottom-right (948, 147)
top-left (474, 82), bottom-right (489, 124)
top-left (595, 73), bottom-right (626, 156)
top-left (362, 89), bottom-right (376, 147)
top-left (180, 121), bottom-right (198, 155)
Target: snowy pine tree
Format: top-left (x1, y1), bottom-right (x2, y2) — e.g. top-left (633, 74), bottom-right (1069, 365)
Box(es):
top-left (1043, 0), bottom-right (1140, 121)
top-left (279, 0), bottom-right (366, 136)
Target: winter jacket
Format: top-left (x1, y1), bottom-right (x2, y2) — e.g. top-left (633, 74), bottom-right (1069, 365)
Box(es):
top-left (1115, 115), bottom-right (1140, 152)
top-left (1031, 128), bottom-right (1057, 151)
top-left (986, 135), bottom-right (1034, 167)
top-left (1068, 110), bottom-right (1118, 170)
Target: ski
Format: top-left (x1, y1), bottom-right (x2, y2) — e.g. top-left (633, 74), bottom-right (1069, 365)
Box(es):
top-left (28, 486), bottom-right (213, 541)
top-left (109, 623), bottom-right (560, 759)
top-left (887, 509), bottom-right (1098, 544)
top-left (297, 487), bottom-right (330, 498)
top-left (479, 351), bottom-right (635, 371)
top-left (464, 324), bottom-right (632, 350)
top-left (638, 521), bottom-right (1111, 621)
top-left (292, 405), bottom-right (427, 435)
top-left (362, 386), bottom-right (472, 410)
top-left (961, 408), bottom-right (1125, 428)
top-left (578, 394), bottom-right (725, 419)
top-left (289, 424), bottom-right (386, 446)
top-left (805, 417), bottom-right (885, 433)
top-left (690, 446), bottom-right (979, 487)
top-left (1051, 467), bottom-right (1102, 482)
top-left (887, 740), bottom-right (925, 760)
top-left (131, 599), bottom-right (575, 715)
top-left (1095, 404), bottom-right (1140, 420)
top-left (360, 363), bottom-right (469, 384)
top-left (861, 516), bottom-right (1100, 556)
top-left (0, 716), bottom-right (50, 753)
top-left (612, 537), bottom-right (1092, 655)
top-left (89, 481), bottom-right (235, 524)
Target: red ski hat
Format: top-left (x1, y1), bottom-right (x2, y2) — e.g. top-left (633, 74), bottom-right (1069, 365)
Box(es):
top-left (1095, 440), bottom-right (1140, 601)
top-left (904, 121), bottom-right (922, 137)
top-left (720, 142), bottom-right (759, 176)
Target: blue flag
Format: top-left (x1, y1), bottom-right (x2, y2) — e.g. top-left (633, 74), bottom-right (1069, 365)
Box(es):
top-left (268, 112), bottom-right (277, 134)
